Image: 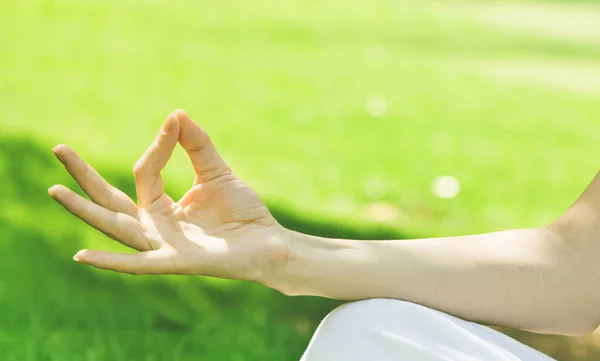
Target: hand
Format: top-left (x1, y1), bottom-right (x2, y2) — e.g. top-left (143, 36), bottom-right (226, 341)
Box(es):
top-left (49, 110), bottom-right (288, 284)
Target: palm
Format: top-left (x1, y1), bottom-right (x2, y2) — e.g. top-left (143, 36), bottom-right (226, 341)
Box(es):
top-left (141, 176), bottom-right (276, 279)
top-left (49, 110), bottom-right (282, 282)
top-left (180, 174), bottom-right (272, 229)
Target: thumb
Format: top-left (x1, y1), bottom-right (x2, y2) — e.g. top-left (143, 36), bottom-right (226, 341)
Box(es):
top-left (174, 109), bottom-right (232, 184)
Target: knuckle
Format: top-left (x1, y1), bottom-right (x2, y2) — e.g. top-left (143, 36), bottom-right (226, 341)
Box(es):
top-left (83, 165), bottom-right (94, 180)
top-left (155, 135), bottom-right (168, 147)
top-left (106, 189), bottom-right (118, 205)
top-left (132, 161), bottom-right (145, 177)
top-left (187, 131), bottom-right (212, 152)
top-left (200, 128), bottom-right (212, 143)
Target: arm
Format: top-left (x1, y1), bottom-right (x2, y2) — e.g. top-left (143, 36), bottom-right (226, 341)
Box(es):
top-left (269, 173), bottom-right (600, 336)
top-left (273, 227), bottom-right (593, 336)
top-left (48, 110), bottom-right (600, 336)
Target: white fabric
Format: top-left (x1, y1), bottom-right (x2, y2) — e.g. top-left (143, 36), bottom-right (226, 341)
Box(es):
top-left (301, 298), bottom-right (555, 361)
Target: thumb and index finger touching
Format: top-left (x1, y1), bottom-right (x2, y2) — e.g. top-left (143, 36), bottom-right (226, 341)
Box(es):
top-left (174, 109), bottom-right (231, 185)
top-left (133, 112), bottom-right (180, 207)
top-left (73, 110), bottom-right (231, 275)
top-left (134, 109), bottom-right (231, 208)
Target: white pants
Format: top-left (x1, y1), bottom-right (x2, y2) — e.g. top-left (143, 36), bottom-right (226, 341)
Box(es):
top-left (301, 299), bottom-right (555, 361)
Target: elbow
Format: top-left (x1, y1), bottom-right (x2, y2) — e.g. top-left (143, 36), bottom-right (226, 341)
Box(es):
top-left (552, 307), bottom-right (600, 336)
top-left (540, 227), bottom-right (600, 337)
top-left (559, 326), bottom-right (596, 337)
top-left (520, 316), bottom-right (597, 337)
top-left (560, 319), bottom-right (598, 337)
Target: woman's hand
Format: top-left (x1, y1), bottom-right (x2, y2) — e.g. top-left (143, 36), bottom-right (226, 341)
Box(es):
top-left (49, 110), bottom-right (288, 284)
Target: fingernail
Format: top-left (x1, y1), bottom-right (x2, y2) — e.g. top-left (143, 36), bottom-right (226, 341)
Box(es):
top-left (52, 145), bottom-right (65, 162)
top-left (164, 114), bottom-right (178, 132)
top-left (73, 250), bottom-right (85, 262)
top-left (48, 185), bottom-right (59, 196)
top-left (173, 109), bottom-right (186, 117)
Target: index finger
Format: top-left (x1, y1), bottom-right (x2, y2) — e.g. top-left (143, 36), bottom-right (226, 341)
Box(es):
top-left (133, 113), bottom-right (180, 207)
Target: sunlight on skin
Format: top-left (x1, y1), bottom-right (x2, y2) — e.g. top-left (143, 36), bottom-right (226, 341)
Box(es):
top-left (48, 110), bottom-right (287, 282)
top-left (48, 109), bottom-right (600, 336)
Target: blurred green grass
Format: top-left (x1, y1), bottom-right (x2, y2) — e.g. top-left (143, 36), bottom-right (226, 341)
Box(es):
top-left (1, 0), bottom-right (599, 360)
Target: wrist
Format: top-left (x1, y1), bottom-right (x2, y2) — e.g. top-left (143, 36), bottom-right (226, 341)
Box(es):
top-left (254, 223), bottom-right (297, 292)
top-left (257, 224), bottom-right (317, 295)
top-left (261, 227), bottom-right (366, 297)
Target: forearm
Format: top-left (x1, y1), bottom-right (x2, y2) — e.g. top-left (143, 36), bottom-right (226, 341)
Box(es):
top-left (269, 226), bottom-right (597, 336)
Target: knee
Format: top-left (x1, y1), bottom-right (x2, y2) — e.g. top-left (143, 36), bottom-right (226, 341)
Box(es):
top-left (321, 298), bottom-right (429, 333)
top-left (301, 299), bottom-right (429, 361)
top-left (328, 298), bottom-right (420, 323)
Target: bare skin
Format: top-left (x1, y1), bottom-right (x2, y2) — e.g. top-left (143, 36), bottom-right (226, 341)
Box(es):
top-left (49, 110), bottom-right (600, 337)
top-left (49, 110), bottom-right (286, 282)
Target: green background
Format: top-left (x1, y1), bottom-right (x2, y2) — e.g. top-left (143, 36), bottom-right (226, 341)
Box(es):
top-left (1, 0), bottom-right (599, 360)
